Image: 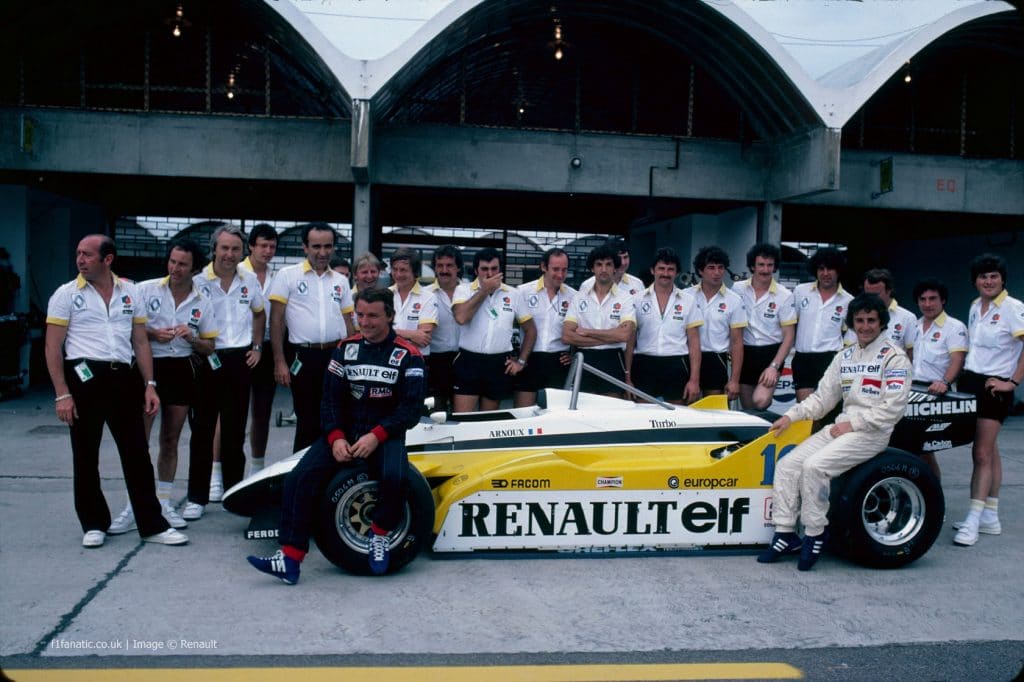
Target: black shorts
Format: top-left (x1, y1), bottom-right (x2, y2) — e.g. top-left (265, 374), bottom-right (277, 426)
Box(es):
top-left (153, 356), bottom-right (197, 406)
top-left (574, 349), bottom-right (626, 394)
top-left (632, 354), bottom-right (691, 401)
top-left (740, 344), bottom-right (781, 386)
top-left (515, 351), bottom-right (571, 392)
top-left (699, 352), bottom-right (730, 393)
top-left (251, 341), bottom-right (276, 387)
top-left (792, 351), bottom-right (836, 390)
top-left (452, 350), bottom-right (513, 400)
top-left (960, 370), bottom-right (1014, 423)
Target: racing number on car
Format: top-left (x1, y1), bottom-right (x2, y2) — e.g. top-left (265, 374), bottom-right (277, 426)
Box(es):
top-left (759, 443), bottom-right (796, 486)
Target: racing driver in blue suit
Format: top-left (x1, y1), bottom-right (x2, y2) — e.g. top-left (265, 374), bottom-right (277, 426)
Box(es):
top-left (247, 286), bottom-right (425, 583)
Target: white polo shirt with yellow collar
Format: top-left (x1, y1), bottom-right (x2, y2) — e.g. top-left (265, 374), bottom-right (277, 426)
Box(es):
top-left (966, 289), bottom-right (1024, 377)
top-left (239, 256), bottom-right (276, 342)
top-left (46, 273), bottom-right (145, 364)
top-left (453, 280), bottom-right (532, 354)
top-left (194, 263), bottom-right (265, 350)
top-left (913, 311), bottom-right (968, 383)
top-left (428, 281), bottom-right (460, 354)
top-left (390, 281), bottom-right (439, 356)
top-left (733, 277), bottom-right (796, 347)
top-left (517, 277), bottom-right (576, 353)
top-left (565, 282), bottom-right (637, 351)
top-left (792, 281), bottom-right (854, 353)
top-left (634, 285), bottom-right (701, 356)
top-left (138, 277), bottom-right (219, 358)
top-left (268, 260), bottom-right (353, 345)
top-left (690, 283), bottom-right (748, 353)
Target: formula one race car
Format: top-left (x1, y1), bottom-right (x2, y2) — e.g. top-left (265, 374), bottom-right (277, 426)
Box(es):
top-left (225, 355), bottom-right (977, 575)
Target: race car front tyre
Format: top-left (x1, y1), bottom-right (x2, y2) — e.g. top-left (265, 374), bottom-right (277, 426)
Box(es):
top-left (314, 462), bottom-right (435, 575)
top-left (828, 449), bottom-right (944, 569)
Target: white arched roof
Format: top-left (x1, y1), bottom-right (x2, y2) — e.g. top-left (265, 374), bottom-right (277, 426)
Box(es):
top-left (265, 0), bottom-right (1017, 130)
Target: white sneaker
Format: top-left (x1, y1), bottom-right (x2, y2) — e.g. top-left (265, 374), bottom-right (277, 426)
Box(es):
top-left (182, 502), bottom-right (205, 521)
top-left (82, 530), bottom-right (106, 548)
top-left (209, 477), bottom-right (224, 503)
top-left (142, 528), bottom-right (189, 545)
top-left (161, 501), bottom-right (188, 529)
top-left (953, 518), bottom-right (980, 547)
top-left (952, 516), bottom-right (1002, 535)
top-left (107, 506), bottom-right (137, 535)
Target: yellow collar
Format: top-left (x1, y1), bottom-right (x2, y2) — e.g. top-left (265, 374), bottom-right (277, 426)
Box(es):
top-left (76, 272), bottom-right (121, 289)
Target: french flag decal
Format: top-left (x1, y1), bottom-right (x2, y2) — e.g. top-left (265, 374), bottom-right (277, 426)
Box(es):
top-left (528, 428), bottom-right (544, 435)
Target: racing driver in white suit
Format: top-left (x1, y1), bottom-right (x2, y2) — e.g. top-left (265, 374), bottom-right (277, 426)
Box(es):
top-left (758, 293), bottom-right (913, 570)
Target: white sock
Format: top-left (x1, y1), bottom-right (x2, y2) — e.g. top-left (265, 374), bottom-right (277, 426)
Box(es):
top-left (965, 499), bottom-right (984, 523)
top-left (157, 480), bottom-right (173, 503)
top-left (250, 457), bottom-right (265, 473)
top-left (211, 462), bottom-right (223, 483)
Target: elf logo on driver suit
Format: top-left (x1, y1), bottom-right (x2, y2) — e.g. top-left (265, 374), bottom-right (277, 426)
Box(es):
top-left (344, 365), bottom-right (399, 383)
top-left (388, 348), bottom-right (407, 366)
top-left (453, 492), bottom-right (754, 540)
top-left (491, 479), bottom-right (551, 489)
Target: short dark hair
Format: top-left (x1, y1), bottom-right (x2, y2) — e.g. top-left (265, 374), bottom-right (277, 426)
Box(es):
top-left (808, 247), bottom-right (845, 276)
top-left (969, 253), bottom-right (1007, 283)
top-left (846, 293), bottom-right (890, 330)
top-left (542, 247), bottom-right (568, 268)
top-left (693, 245), bottom-right (729, 272)
top-left (605, 237), bottom-right (629, 255)
top-left (432, 244), bottom-right (463, 270)
top-left (913, 277), bottom-right (949, 304)
top-left (94, 234), bottom-right (117, 259)
top-left (473, 247), bottom-right (503, 271)
top-left (330, 255), bottom-right (350, 270)
top-left (587, 244), bottom-right (621, 270)
top-left (390, 247), bottom-right (421, 277)
top-left (746, 243), bottom-right (780, 270)
top-left (301, 223), bottom-right (336, 246)
top-left (248, 223), bottom-right (278, 247)
top-left (166, 237), bottom-right (205, 273)
top-left (863, 268), bottom-right (894, 292)
top-left (651, 247), bottom-right (681, 271)
top-left (355, 286), bottom-right (395, 319)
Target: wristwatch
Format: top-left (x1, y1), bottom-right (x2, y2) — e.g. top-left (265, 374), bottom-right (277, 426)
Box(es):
top-left (515, 357), bottom-right (527, 367)
top-left (252, 344), bottom-right (263, 353)
top-left (770, 362), bottom-right (782, 370)
top-left (146, 380), bottom-right (158, 388)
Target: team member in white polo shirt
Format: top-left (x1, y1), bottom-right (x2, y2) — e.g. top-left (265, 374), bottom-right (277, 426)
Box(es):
top-left (627, 247), bottom-right (701, 404)
top-left (188, 225), bottom-right (266, 520)
top-left (953, 254), bottom-right (1024, 547)
top-left (690, 246), bottom-right (747, 400)
top-left (269, 224), bottom-right (355, 452)
top-left (791, 247), bottom-right (854, 402)
top-left (427, 245), bottom-right (462, 412)
top-left (107, 238), bottom-right (219, 535)
top-left (389, 248), bottom-right (438, 359)
top-left (239, 223), bottom-right (279, 475)
top-left (847, 268), bottom-right (918, 359)
top-left (579, 237), bottom-right (644, 297)
top-left (733, 243), bottom-right (796, 410)
top-left (563, 244), bottom-right (637, 397)
top-left (45, 234), bottom-right (187, 548)
top-left (514, 248), bottom-right (577, 407)
top-left (911, 277), bottom-right (968, 481)
top-left (452, 248), bottom-right (536, 412)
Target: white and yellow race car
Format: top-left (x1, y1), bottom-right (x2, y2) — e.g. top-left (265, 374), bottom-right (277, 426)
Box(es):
top-left (225, 356), bottom-right (976, 575)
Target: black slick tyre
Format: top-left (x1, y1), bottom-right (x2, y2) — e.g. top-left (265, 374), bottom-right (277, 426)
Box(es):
top-left (313, 462), bottom-right (434, 575)
top-left (829, 449), bottom-right (944, 569)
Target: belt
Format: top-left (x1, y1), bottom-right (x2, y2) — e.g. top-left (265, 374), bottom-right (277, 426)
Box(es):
top-left (217, 346), bottom-right (250, 356)
top-left (296, 341), bottom-right (340, 350)
top-left (68, 359), bottom-right (132, 370)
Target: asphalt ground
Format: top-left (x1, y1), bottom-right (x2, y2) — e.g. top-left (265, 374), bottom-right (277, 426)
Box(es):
top-left (1, 386), bottom-right (1022, 680)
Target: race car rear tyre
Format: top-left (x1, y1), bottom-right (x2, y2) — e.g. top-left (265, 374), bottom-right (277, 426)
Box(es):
top-left (829, 449), bottom-right (944, 569)
top-left (314, 462), bottom-right (435, 575)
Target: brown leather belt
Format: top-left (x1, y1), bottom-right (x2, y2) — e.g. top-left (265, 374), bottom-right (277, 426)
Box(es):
top-left (296, 341), bottom-right (340, 350)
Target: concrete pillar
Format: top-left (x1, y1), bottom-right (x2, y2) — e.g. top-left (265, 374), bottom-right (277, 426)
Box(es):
top-left (758, 201), bottom-right (783, 246)
top-left (351, 98), bottom-right (373, 258)
top-left (0, 185), bottom-right (29, 315)
top-left (352, 182), bottom-right (374, 259)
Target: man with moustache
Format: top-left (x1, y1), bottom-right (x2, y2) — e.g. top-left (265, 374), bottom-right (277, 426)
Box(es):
top-left (427, 245), bottom-right (463, 412)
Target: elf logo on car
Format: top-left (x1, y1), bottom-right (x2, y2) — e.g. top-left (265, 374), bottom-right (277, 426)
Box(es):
top-left (434, 490), bottom-right (771, 551)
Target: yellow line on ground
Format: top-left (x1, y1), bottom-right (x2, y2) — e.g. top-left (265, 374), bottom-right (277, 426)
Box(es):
top-left (7, 662), bottom-right (802, 681)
